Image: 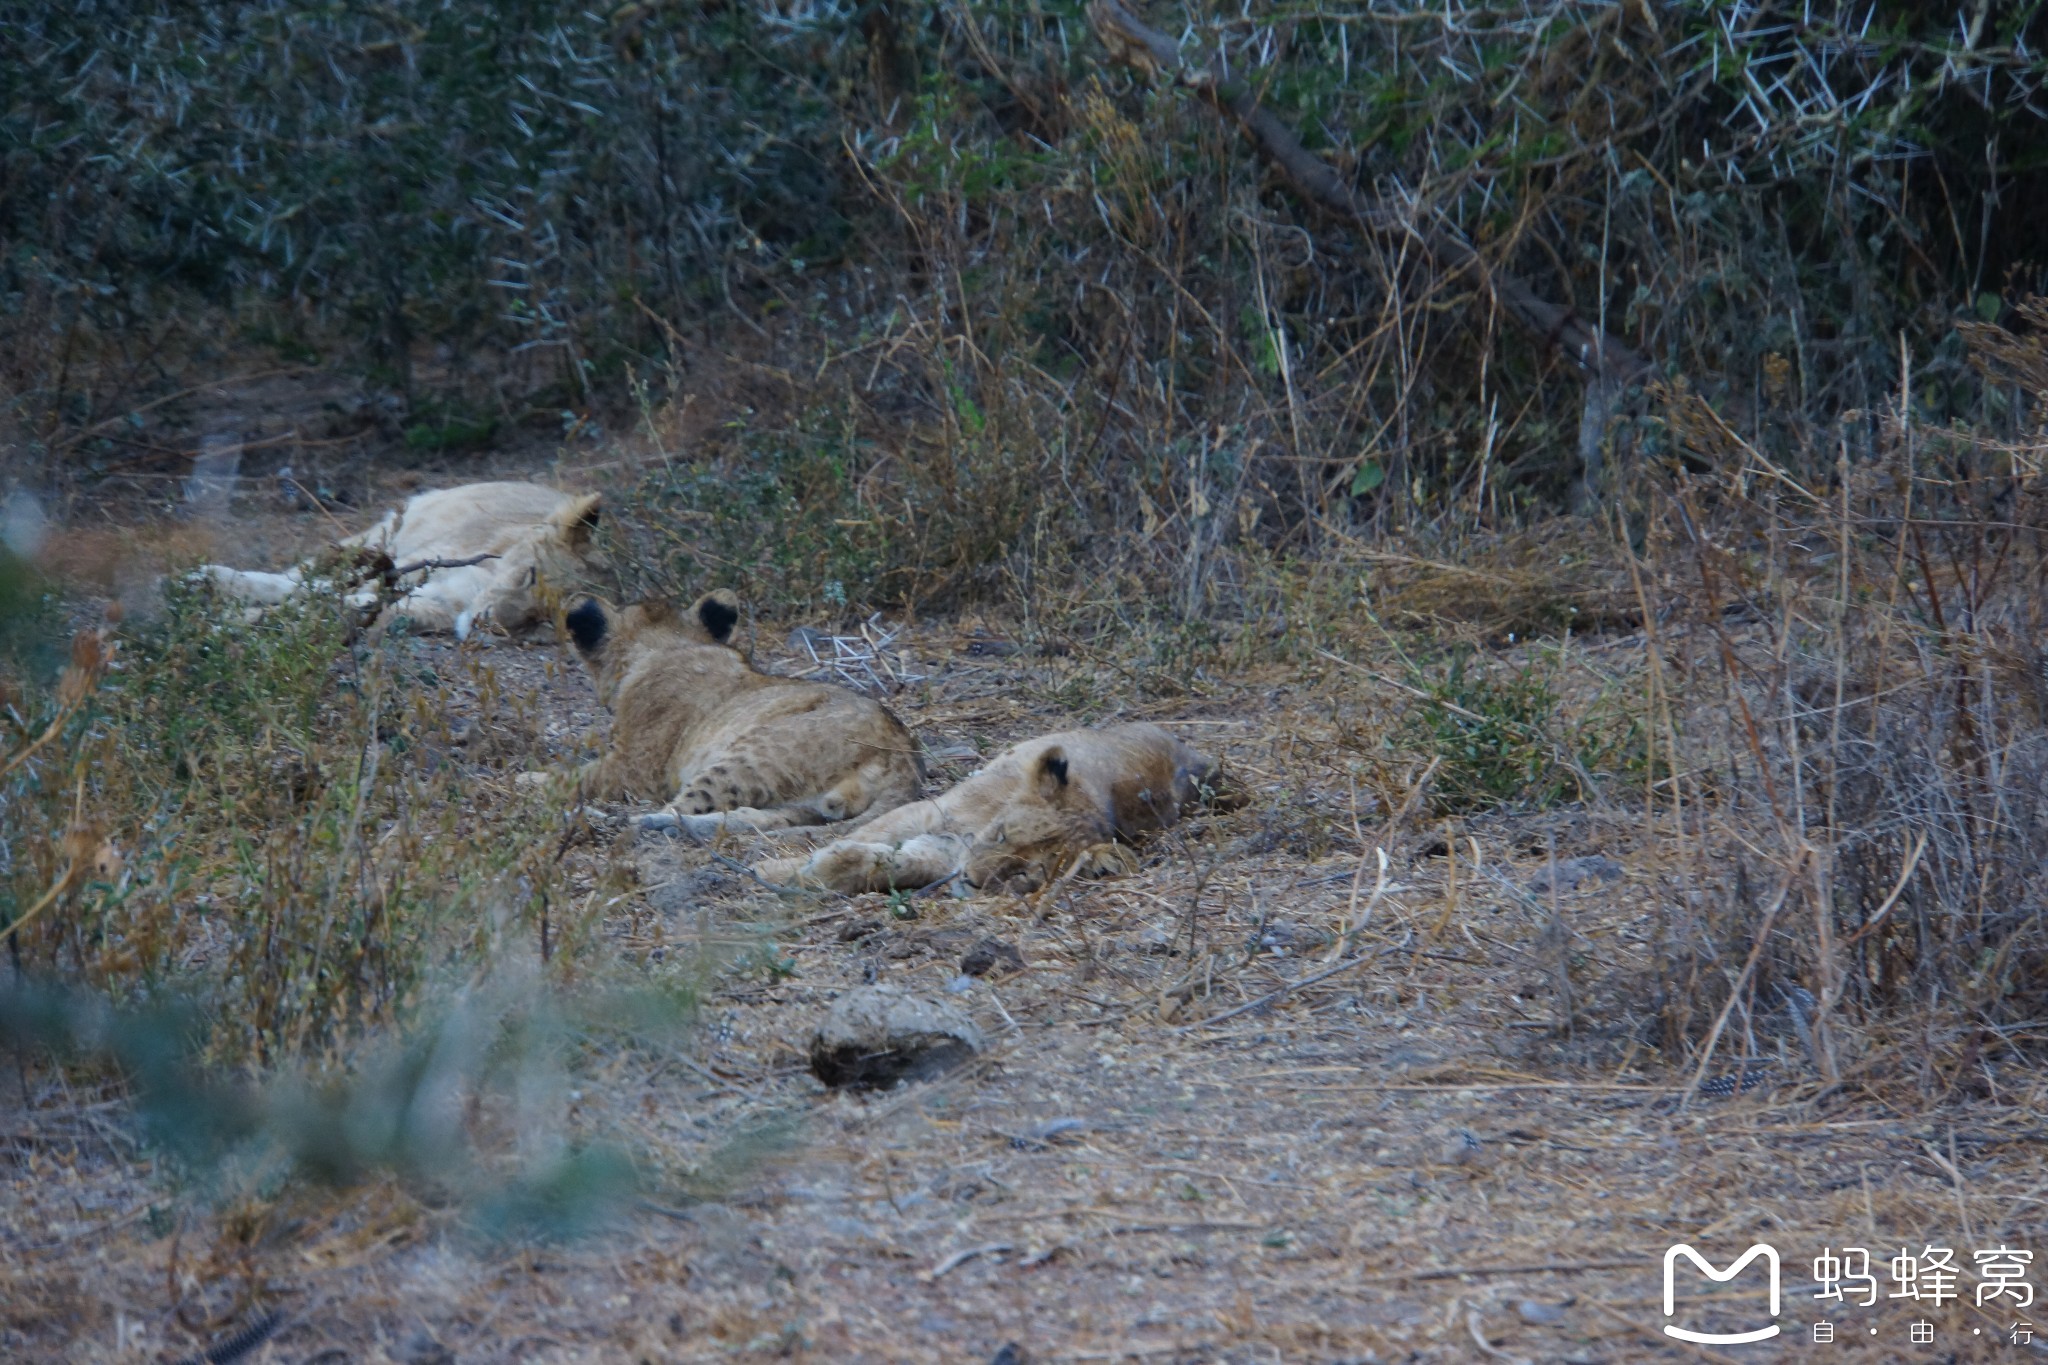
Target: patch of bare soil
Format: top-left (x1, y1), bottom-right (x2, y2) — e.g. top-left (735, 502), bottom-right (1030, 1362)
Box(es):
top-left (8, 600), bottom-right (2048, 1365)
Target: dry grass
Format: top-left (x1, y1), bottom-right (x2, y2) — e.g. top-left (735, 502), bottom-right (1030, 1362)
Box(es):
top-left (8, 0), bottom-right (2048, 1344)
top-left (6, 283), bottom-right (2048, 1360)
top-left (10, 506), bottom-right (2048, 1358)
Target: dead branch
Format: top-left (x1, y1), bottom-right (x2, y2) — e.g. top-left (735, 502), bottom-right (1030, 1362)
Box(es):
top-left (387, 551), bottom-right (501, 578)
top-left (1184, 929), bottom-right (1411, 1030)
top-left (1085, 0), bottom-right (1653, 387)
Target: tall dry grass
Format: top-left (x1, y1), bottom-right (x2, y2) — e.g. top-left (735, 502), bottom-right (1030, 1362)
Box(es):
top-left (0, 567), bottom-right (715, 1230)
top-left (1616, 324), bottom-right (2048, 1093)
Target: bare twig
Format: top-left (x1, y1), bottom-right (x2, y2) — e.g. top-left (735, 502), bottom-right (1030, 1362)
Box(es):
top-left (924, 1242), bottom-right (1014, 1282)
top-left (1185, 932), bottom-right (1411, 1030)
top-left (387, 551), bottom-right (501, 578)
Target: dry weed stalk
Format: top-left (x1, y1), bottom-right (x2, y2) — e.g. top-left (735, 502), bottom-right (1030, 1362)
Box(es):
top-left (1636, 311), bottom-right (2048, 1090)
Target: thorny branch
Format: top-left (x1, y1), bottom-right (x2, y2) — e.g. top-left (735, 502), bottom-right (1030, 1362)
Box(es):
top-left (1085, 0), bottom-right (1654, 388)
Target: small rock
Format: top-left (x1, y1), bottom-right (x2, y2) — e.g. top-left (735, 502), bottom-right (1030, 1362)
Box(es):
top-left (963, 638), bottom-right (1021, 657)
top-left (1134, 923), bottom-right (1178, 954)
top-left (945, 974), bottom-right (975, 995)
top-left (809, 985), bottom-right (984, 1089)
top-left (818, 1215), bottom-right (888, 1244)
top-left (1438, 1128), bottom-right (1484, 1166)
top-left (400, 1328), bottom-right (456, 1365)
top-left (837, 918), bottom-right (883, 943)
top-left (1525, 854), bottom-right (1624, 896)
top-left (633, 845), bottom-right (728, 916)
top-left (989, 1345), bottom-right (1029, 1365)
top-left (1255, 921), bottom-right (1301, 953)
top-left (1517, 1299), bottom-right (1568, 1326)
top-left (960, 936), bottom-right (1024, 977)
top-left (1009, 1117), bottom-right (1086, 1150)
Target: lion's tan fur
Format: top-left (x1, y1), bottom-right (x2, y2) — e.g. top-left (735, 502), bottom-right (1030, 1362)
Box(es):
top-left (197, 481), bottom-right (605, 636)
top-left (755, 722), bottom-right (1221, 894)
top-left (565, 592), bottom-right (923, 835)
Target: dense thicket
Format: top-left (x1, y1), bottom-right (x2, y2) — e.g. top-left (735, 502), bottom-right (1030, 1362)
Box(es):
top-left (4, 0), bottom-right (2045, 521)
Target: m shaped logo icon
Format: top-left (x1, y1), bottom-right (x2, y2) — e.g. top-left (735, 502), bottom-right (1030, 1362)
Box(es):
top-left (1663, 1243), bottom-right (1782, 1344)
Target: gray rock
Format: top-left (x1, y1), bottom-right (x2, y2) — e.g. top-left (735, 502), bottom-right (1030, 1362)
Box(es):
top-left (1526, 854), bottom-right (1625, 896)
top-left (400, 1328), bottom-right (456, 1365)
top-left (632, 844), bottom-right (730, 915)
top-left (1009, 1117), bottom-right (1086, 1150)
top-left (809, 985), bottom-right (984, 1089)
top-left (1134, 923), bottom-right (1178, 954)
top-left (960, 936), bottom-right (1024, 977)
top-left (1438, 1128), bottom-right (1485, 1166)
top-left (1517, 1299), bottom-right (1568, 1325)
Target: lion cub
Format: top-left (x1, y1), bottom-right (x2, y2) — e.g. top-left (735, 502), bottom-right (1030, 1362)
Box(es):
top-left (197, 481), bottom-right (605, 638)
top-left (755, 722), bottom-right (1226, 894)
top-left (563, 591), bottom-right (923, 835)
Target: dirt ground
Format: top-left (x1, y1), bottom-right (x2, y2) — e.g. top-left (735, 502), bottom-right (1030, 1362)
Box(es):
top-left (8, 379), bottom-right (2048, 1364)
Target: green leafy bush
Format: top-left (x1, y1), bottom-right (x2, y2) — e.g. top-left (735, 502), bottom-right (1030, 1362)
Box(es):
top-left (3, 0), bottom-right (854, 430)
top-left (1395, 648), bottom-right (1657, 814)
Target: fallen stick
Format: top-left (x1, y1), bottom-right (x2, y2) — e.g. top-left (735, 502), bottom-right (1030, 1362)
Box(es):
top-left (387, 550), bottom-right (501, 578)
top-left (1359, 1257), bottom-right (1645, 1283)
top-left (925, 1242), bottom-right (1015, 1282)
top-left (1582, 1297), bottom-right (1747, 1365)
top-left (1184, 932), bottom-right (1409, 1029)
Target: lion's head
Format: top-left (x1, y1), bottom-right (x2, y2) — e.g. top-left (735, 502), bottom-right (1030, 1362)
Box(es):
top-left (962, 746), bottom-right (1116, 892)
top-left (455, 492), bottom-right (608, 639)
top-left (561, 588), bottom-right (741, 703)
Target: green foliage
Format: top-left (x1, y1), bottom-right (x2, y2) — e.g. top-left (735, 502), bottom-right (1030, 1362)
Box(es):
top-left (0, 547), bottom-right (66, 683)
top-left (0, 973), bottom-right (711, 1240)
top-left (0, 581), bottom-right (578, 1066)
top-left (10, 0), bottom-right (2044, 534)
top-left (1401, 652), bottom-right (1573, 813)
top-left (618, 387), bottom-right (1047, 614)
top-left (629, 412), bottom-right (900, 613)
top-left (403, 412), bottom-right (499, 455)
top-left (133, 579), bottom-right (353, 762)
top-left (2, 0), bottom-right (853, 425)
top-left (1393, 645), bottom-right (1662, 814)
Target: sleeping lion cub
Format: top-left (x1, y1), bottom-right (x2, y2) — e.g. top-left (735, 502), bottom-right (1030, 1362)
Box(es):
top-left (755, 722), bottom-right (1226, 894)
top-left (563, 591), bottom-right (924, 835)
top-left (196, 481), bottom-right (604, 638)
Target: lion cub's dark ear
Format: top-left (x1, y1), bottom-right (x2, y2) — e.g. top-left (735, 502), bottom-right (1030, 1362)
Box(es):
top-left (1033, 747), bottom-right (1071, 801)
top-left (551, 492), bottom-right (602, 547)
top-left (564, 596), bottom-right (609, 655)
top-left (693, 589), bottom-right (740, 643)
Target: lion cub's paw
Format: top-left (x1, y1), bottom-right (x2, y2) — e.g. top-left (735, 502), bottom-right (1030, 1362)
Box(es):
top-left (633, 809), bottom-right (723, 843)
top-left (755, 855), bottom-right (806, 885)
top-left (1073, 842), bottom-right (1139, 878)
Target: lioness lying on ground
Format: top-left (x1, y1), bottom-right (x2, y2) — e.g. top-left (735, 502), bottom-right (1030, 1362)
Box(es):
top-left (195, 481), bottom-right (604, 637)
top-left (563, 591), bottom-right (924, 835)
top-left (754, 722), bottom-right (1227, 894)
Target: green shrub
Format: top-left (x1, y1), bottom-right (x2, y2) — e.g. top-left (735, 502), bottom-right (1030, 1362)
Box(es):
top-left (1392, 648), bottom-right (1658, 814)
top-left (0, 582), bottom-right (578, 1065)
top-left (1400, 652), bottom-right (1573, 813)
top-left (2, 0), bottom-right (855, 433)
